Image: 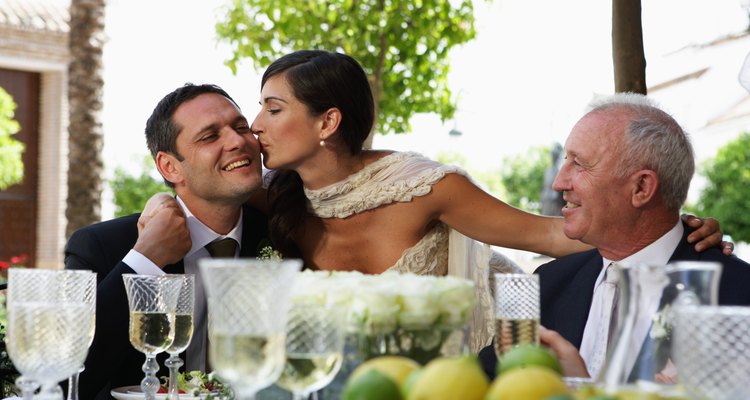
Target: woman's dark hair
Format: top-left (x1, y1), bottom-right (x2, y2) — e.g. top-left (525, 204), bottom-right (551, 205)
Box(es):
top-left (264, 50), bottom-right (375, 258)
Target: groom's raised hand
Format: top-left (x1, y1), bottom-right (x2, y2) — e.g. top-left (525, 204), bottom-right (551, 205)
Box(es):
top-left (134, 203), bottom-right (191, 268)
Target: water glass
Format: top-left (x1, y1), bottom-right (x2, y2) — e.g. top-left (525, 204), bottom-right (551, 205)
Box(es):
top-left (673, 305), bottom-right (750, 400)
top-left (275, 304), bottom-right (345, 400)
top-left (492, 273), bottom-right (540, 358)
top-left (6, 269), bottom-right (96, 400)
top-left (199, 258), bottom-right (302, 400)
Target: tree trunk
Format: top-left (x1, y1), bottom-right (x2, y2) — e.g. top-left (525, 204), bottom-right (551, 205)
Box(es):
top-left (66, 0), bottom-right (105, 237)
top-left (612, 0), bottom-right (647, 94)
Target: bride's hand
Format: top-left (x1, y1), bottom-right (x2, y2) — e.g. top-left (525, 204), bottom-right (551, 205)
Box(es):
top-left (682, 214), bottom-right (733, 255)
top-left (138, 192), bottom-right (179, 234)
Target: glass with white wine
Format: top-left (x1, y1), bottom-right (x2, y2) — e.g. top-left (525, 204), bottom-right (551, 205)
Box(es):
top-left (199, 258), bottom-right (302, 400)
top-left (275, 304), bottom-right (345, 400)
top-left (493, 273), bottom-right (540, 358)
top-left (164, 274), bottom-right (195, 400)
top-left (6, 269), bottom-right (96, 400)
top-left (123, 274), bottom-right (183, 400)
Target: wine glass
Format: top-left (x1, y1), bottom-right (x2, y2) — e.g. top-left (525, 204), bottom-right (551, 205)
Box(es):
top-left (6, 269), bottom-right (96, 400)
top-left (63, 270), bottom-right (97, 400)
top-left (199, 258), bottom-right (302, 400)
top-left (275, 304), bottom-right (345, 400)
top-left (122, 274), bottom-right (183, 400)
top-left (164, 275), bottom-right (195, 400)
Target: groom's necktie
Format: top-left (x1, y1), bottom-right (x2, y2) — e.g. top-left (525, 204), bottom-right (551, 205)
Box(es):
top-left (205, 238), bottom-right (238, 258)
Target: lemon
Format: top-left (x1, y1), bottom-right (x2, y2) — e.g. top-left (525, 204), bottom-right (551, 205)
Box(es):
top-left (400, 368), bottom-right (423, 399)
top-left (350, 355), bottom-right (422, 387)
top-left (497, 344), bottom-right (563, 376)
top-left (486, 366), bottom-right (569, 400)
top-left (408, 355), bottom-right (489, 400)
top-left (342, 369), bottom-right (403, 400)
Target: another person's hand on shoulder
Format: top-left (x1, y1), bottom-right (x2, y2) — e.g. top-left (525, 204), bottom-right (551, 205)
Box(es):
top-left (681, 214), bottom-right (734, 255)
top-left (138, 192), bottom-right (178, 232)
top-left (539, 326), bottom-right (589, 378)
top-left (135, 193), bottom-right (191, 268)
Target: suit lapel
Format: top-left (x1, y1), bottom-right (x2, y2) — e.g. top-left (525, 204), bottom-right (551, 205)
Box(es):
top-left (542, 251), bottom-right (603, 348)
top-left (239, 205), bottom-right (269, 258)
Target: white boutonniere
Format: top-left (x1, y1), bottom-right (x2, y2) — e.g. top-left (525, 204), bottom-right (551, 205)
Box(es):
top-left (650, 304), bottom-right (672, 340)
top-left (258, 245), bottom-right (282, 260)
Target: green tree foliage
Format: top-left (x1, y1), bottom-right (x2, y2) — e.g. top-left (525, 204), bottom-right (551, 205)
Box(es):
top-left (109, 157), bottom-right (170, 217)
top-left (215, 0), bottom-right (476, 136)
top-left (500, 146), bottom-right (550, 214)
top-left (0, 87), bottom-right (24, 190)
top-left (689, 133), bottom-right (750, 243)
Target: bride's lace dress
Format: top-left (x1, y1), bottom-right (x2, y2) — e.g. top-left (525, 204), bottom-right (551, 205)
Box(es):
top-left (304, 151), bottom-right (522, 351)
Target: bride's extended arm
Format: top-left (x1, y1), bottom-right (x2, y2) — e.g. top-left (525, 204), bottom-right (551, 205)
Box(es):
top-left (433, 174), bottom-right (725, 258)
top-left (433, 175), bottom-right (590, 258)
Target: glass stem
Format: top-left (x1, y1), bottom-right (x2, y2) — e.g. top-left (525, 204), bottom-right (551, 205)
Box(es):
top-left (165, 353), bottom-right (183, 400)
top-left (141, 354), bottom-right (161, 400)
top-left (15, 376), bottom-right (39, 400)
top-left (66, 365), bottom-right (84, 400)
top-left (292, 392), bottom-right (310, 400)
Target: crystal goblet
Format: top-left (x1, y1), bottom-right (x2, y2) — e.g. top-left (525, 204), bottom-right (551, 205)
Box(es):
top-left (199, 258), bottom-right (301, 400)
top-left (275, 304), bottom-right (345, 400)
top-left (164, 275), bottom-right (195, 400)
top-left (122, 274), bottom-right (183, 400)
top-left (6, 269), bottom-right (96, 400)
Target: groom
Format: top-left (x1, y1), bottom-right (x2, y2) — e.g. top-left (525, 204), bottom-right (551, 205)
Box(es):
top-left (65, 83), bottom-right (268, 399)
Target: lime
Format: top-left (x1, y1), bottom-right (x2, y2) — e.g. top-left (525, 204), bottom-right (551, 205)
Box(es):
top-left (486, 366), bottom-right (569, 400)
top-left (342, 369), bottom-right (403, 400)
top-left (350, 355), bottom-right (421, 387)
top-left (497, 344), bottom-right (563, 376)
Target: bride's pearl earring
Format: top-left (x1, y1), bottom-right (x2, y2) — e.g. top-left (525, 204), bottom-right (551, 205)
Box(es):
top-left (320, 139), bottom-right (325, 147)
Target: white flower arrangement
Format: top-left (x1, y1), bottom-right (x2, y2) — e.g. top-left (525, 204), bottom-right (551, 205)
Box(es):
top-left (290, 270), bottom-right (475, 363)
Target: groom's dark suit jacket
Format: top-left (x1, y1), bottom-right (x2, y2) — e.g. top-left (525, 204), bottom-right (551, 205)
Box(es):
top-left (64, 205), bottom-right (267, 400)
top-left (479, 223), bottom-right (750, 378)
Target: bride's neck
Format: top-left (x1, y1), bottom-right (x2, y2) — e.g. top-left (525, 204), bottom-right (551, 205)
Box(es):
top-left (298, 151), bottom-right (368, 190)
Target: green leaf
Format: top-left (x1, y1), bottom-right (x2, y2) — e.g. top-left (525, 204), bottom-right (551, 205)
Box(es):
top-left (688, 133), bottom-right (750, 243)
top-left (109, 157), bottom-right (171, 217)
top-left (0, 87), bottom-right (24, 190)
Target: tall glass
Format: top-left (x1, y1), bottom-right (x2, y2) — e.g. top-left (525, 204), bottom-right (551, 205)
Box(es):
top-left (6, 269), bottom-right (96, 400)
top-left (275, 304), bottom-right (345, 400)
top-left (122, 274), bottom-right (183, 400)
top-left (60, 270), bottom-right (97, 400)
top-left (492, 273), bottom-right (540, 358)
top-left (199, 258), bottom-right (301, 400)
top-left (673, 305), bottom-right (750, 399)
top-left (598, 261), bottom-right (721, 395)
top-left (164, 275), bottom-right (195, 400)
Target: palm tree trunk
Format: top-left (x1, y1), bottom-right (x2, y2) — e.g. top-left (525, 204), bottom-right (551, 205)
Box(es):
top-left (66, 0), bottom-right (106, 237)
top-left (612, 0), bottom-right (646, 94)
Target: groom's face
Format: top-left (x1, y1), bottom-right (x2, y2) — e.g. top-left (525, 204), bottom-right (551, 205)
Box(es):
top-left (162, 93), bottom-right (262, 205)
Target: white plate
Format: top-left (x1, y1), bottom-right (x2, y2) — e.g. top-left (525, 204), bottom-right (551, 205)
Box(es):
top-left (110, 385), bottom-right (200, 400)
